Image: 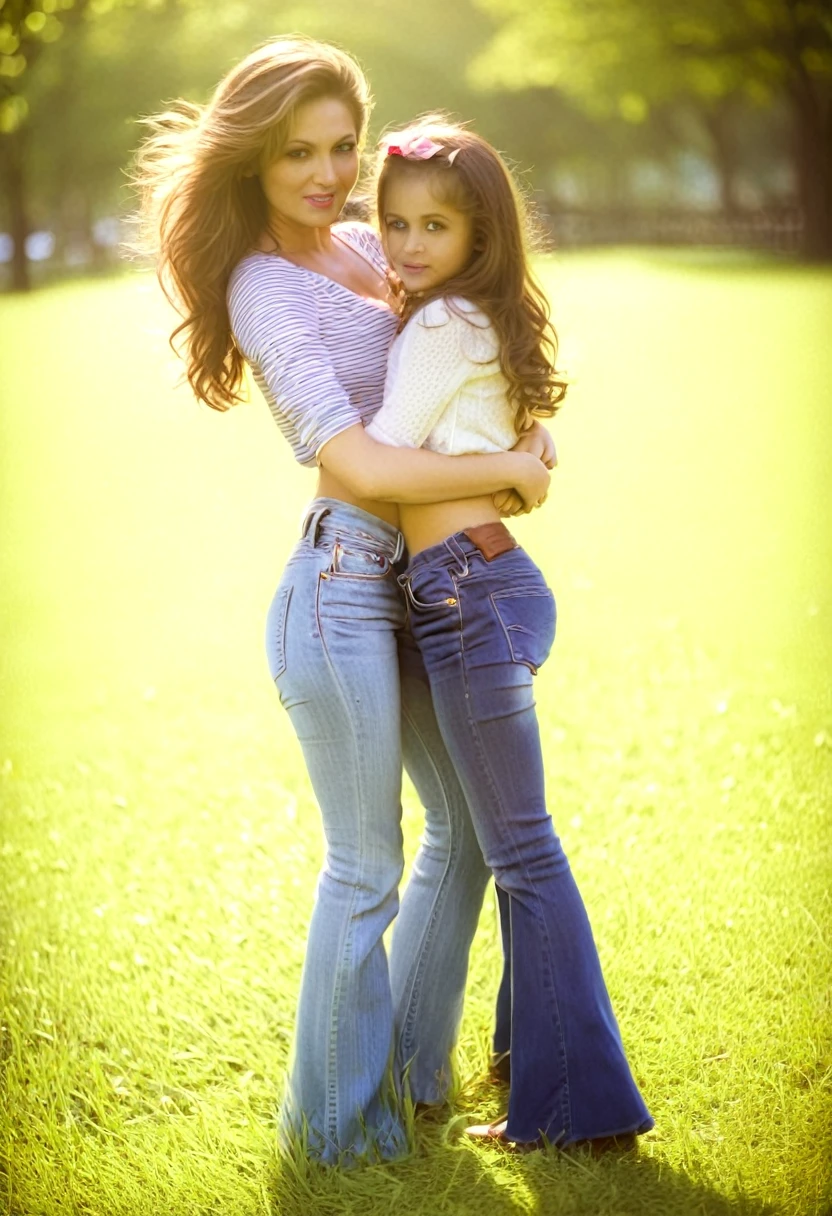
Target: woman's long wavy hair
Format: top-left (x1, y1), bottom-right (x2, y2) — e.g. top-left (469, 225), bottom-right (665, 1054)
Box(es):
top-left (133, 37), bottom-right (371, 410)
top-left (375, 118), bottom-right (567, 431)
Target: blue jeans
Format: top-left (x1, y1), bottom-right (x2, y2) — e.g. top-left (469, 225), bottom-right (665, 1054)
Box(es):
top-left (399, 533), bottom-right (654, 1145)
top-left (265, 500), bottom-right (490, 1165)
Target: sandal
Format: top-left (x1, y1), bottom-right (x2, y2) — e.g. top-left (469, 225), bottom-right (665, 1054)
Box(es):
top-left (466, 1118), bottom-right (640, 1156)
top-left (464, 1117), bottom-right (544, 1154)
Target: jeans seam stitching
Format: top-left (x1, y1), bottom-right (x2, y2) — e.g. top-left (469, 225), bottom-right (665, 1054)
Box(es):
top-left (455, 649), bottom-right (571, 1140)
top-left (396, 702), bottom-right (460, 1060)
top-left (314, 572), bottom-right (366, 1146)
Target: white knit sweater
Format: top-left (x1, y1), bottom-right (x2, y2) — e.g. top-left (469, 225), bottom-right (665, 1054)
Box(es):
top-left (365, 296), bottom-right (519, 454)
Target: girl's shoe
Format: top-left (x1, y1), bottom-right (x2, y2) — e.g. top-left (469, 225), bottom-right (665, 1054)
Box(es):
top-left (465, 1118), bottom-right (639, 1156)
top-left (463, 1117), bottom-right (543, 1154)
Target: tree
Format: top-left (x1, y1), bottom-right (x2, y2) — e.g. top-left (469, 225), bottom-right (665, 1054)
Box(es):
top-left (2, 0), bottom-right (622, 290)
top-left (471, 0), bottom-right (832, 259)
top-left (0, 0), bottom-right (94, 289)
top-left (0, 0), bottom-right (197, 290)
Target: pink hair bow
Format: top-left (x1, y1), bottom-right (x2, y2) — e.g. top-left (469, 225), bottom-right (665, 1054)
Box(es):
top-left (385, 133), bottom-right (446, 160)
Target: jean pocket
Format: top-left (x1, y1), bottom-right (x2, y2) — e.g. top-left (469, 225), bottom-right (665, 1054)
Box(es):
top-left (327, 541), bottom-right (392, 580)
top-left (401, 569), bottom-right (459, 611)
top-left (489, 586), bottom-right (556, 674)
top-left (266, 584), bottom-right (293, 681)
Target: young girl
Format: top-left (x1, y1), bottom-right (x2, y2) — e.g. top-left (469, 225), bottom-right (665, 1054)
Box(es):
top-left (367, 120), bottom-right (654, 1151)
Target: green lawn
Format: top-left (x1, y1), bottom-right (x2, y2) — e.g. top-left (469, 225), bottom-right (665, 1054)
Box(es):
top-left (1, 252), bottom-right (830, 1216)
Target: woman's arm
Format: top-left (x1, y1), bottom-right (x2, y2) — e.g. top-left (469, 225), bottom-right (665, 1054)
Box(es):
top-left (229, 267), bottom-right (548, 507)
top-left (318, 424), bottom-right (550, 508)
top-left (336, 299), bottom-right (550, 505)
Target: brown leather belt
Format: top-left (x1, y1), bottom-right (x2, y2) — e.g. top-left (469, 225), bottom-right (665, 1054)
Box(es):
top-left (462, 521), bottom-right (519, 562)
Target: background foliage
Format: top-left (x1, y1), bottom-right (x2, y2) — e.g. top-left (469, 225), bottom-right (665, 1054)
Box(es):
top-left (1, 0), bottom-right (831, 289)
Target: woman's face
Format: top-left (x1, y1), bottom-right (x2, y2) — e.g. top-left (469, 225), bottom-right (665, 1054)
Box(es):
top-left (260, 96), bottom-right (359, 230)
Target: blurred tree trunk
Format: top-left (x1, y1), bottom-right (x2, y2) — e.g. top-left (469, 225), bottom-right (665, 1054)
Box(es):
top-left (703, 98), bottom-right (741, 216)
top-left (781, 0), bottom-right (832, 260)
top-left (788, 81), bottom-right (832, 261)
top-left (1, 128), bottom-right (30, 292)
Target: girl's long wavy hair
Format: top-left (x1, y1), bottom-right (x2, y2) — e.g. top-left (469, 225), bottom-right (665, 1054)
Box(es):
top-left (133, 37), bottom-right (371, 410)
top-left (375, 118), bottom-right (567, 431)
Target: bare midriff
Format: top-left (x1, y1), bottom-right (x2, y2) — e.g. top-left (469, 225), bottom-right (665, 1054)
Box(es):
top-left (315, 469), bottom-right (505, 556)
top-left (316, 467), bottom-right (401, 529)
top-left (398, 496), bottom-right (506, 556)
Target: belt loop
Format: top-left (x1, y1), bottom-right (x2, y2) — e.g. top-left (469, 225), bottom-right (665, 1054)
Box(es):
top-left (312, 508), bottom-right (330, 546)
top-left (393, 530), bottom-right (405, 564)
top-left (396, 569), bottom-right (414, 610)
top-left (301, 504), bottom-right (331, 546)
top-left (443, 534), bottom-right (469, 576)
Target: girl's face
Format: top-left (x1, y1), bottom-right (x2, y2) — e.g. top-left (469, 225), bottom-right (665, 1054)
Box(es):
top-left (260, 96), bottom-right (359, 231)
top-left (382, 173), bottom-right (475, 294)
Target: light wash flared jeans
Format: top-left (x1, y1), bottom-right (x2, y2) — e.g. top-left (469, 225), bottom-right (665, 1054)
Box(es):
top-left (265, 500), bottom-right (491, 1165)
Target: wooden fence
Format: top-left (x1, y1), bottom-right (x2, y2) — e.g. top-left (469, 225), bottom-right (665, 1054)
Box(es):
top-left (542, 206), bottom-right (804, 254)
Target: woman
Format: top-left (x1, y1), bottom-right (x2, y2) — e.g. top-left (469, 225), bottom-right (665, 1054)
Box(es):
top-left (136, 36), bottom-right (552, 1165)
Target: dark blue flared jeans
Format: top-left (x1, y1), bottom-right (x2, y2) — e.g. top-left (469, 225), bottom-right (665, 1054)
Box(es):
top-left (399, 532), bottom-right (653, 1145)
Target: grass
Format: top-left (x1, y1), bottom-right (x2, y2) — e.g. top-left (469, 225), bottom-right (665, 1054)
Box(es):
top-left (1, 251), bottom-right (831, 1216)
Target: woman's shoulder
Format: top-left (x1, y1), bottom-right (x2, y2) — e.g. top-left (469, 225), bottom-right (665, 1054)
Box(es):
top-left (227, 251), bottom-right (311, 328)
top-left (227, 254), bottom-right (315, 355)
top-left (229, 249), bottom-right (306, 294)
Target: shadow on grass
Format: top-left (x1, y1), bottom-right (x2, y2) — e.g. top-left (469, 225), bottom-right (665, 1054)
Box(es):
top-left (266, 1132), bottom-right (779, 1216)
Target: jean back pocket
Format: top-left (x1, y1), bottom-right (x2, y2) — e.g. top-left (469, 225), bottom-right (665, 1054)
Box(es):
top-left (489, 586), bottom-right (556, 674)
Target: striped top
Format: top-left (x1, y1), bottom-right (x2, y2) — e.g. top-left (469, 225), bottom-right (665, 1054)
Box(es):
top-left (227, 222), bottom-right (399, 468)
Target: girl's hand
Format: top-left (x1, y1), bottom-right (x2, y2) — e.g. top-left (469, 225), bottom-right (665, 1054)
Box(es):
top-left (510, 420), bottom-right (557, 469)
top-left (384, 268), bottom-right (406, 316)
